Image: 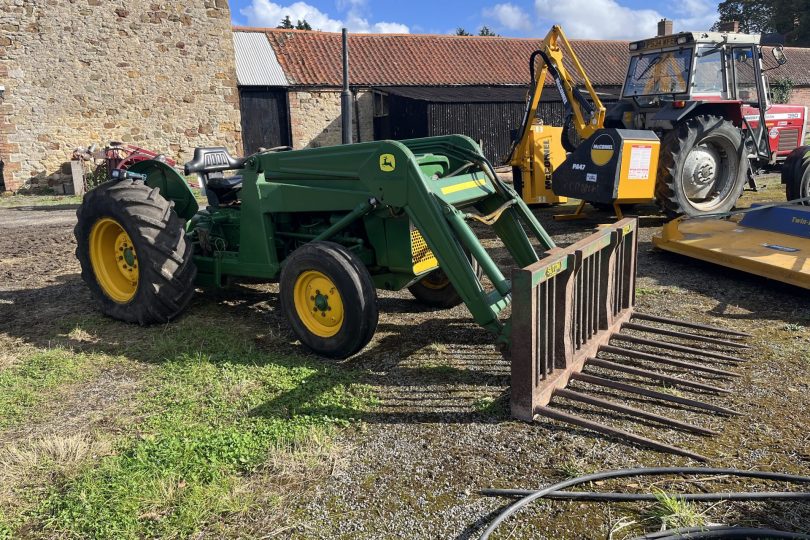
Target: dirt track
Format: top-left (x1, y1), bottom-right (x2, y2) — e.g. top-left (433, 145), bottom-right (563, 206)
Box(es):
top-left (0, 194), bottom-right (808, 538)
top-left (0, 205), bottom-right (80, 293)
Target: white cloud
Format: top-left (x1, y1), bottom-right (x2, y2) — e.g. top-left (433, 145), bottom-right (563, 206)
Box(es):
top-left (240, 0), bottom-right (409, 33)
top-left (483, 3), bottom-right (532, 32)
top-left (371, 21), bottom-right (410, 33)
top-left (670, 0), bottom-right (718, 33)
top-left (532, 0), bottom-right (718, 40)
top-left (241, 1), bottom-right (342, 31)
top-left (533, 0), bottom-right (660, 40)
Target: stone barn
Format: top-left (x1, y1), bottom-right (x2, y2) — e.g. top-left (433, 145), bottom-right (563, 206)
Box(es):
top-left (0, 0), bottom-right (243, 192)
top-left (233, 27), bottom-right (810, 165)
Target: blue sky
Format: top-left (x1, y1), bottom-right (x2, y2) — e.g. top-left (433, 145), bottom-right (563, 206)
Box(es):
top-left (230, 0), bottom-right (721, 40)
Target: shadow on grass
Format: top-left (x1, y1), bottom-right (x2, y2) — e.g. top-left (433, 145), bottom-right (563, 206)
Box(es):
top-left (0, 275), bottom-right (511, 428)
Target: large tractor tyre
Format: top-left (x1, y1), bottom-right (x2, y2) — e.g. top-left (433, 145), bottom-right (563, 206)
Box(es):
top-left (74, 179), bottom-right (197, 324)
top-left (783, 146), bottom-right (810, 204)
top-left (407, 259), bottom-right (482, 309)
top-left (280, 241), bottom-right (378, 359)
top-left (655, 115), bottom-right (748, 218)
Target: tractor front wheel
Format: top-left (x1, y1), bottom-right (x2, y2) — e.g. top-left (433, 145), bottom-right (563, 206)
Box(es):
top-left (74, 179), bottom-right (196, 324)
top-left (280, 241), bottom-right (378, 359)
top-left (655, 115), bottom-right (747, 217)
top-left (783, 146), bottom-right (810, 204)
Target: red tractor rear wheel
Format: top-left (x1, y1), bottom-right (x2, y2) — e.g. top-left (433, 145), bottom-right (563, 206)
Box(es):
top-left (655, 115), bottom-right (747, 217)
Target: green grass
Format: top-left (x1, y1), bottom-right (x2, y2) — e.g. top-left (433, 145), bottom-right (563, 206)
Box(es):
top-left (783, 323), bottom-right (805, 332)
top-left (0, 194), bottom-right (83, 208)
top-left (27, 322), bottom-right (375, 539)
top-left (643, 490), bottom-right (706, 530)
top-left (0, 349), bottom-right (100, 429)
top-left (557, 459), bottom-right (594, 479)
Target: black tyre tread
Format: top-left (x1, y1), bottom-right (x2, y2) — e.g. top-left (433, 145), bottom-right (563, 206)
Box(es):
top-left (279, 241), bottom-right (378, 359)
top-left (319, 241), bottom-right (379, 353)
top-left (74, 179), bottom-right (196, 324)
top-left (783, 147), bottom-right (803, 201)
top-left (784, 146), bottom-right (810, 203)
top-left (655, 115), bottom-right (746, 218)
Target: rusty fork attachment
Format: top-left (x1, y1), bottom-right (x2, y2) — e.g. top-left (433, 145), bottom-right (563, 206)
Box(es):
top-left (509, 218), bottom-right (750, 461)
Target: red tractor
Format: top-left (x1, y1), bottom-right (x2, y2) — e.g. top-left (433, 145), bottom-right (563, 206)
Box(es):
top-left (606, 30), bottom-right (807, 216)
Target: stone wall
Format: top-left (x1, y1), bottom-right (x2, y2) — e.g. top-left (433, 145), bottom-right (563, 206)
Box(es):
top-left (0, 0), bottom-right (242, 192)
top-left (288, 88), bottom-right (373, 148)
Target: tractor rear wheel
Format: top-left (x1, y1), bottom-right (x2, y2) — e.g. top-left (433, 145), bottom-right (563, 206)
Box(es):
top-left (783, 146), bottom-right (810, 204)
top-left (655, 115), bottom-right (747, 217)
top-left (408, 254), bottom-right (482, 309)
top-left (280, 241), bottom-right (378, 359)
top-left (74, 179), bottom-right (196, 324)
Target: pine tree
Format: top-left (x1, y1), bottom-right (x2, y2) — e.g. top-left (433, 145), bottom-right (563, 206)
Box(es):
top-left (479, 26), bottom-right (499, 36)
top-left (296, 19), bottom-right (312, 31)
top-left (455, 27), bottom-right (471, 36)
top-left (278, 15), bottom-right (294, 29)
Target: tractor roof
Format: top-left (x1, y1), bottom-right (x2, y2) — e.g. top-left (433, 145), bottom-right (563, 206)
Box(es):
top-left (630, 31), bottom-right (761, 52)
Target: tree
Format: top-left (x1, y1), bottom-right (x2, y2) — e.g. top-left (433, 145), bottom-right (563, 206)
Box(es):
top-left (455, 27), bottom-right (471, 36)
top-left (278, 15), bottom-right (294, 29)
top-left (714, 0), bottom-right (810, 46)
top-left (296, 19), bottom-right (312, 30)
top-left (479, 26), bottom-right (499, 36)
top-left (713, 0), bottom-right (771, 33)
top-left (770, 77), bottom-right (794, 103)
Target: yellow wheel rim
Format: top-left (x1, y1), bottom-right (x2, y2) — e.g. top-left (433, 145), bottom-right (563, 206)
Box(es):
top-left (293, 270), bottom-right (344, 338)
top-left (89, 217), bottom-right (139, 303)
top-left (420, 269), bottom-right (450, 290)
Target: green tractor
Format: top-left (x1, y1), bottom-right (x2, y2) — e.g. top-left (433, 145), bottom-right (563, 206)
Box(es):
top-left (76, 136), bottom-right (742, 458)
top-left (74, 136), bottom-right (556, 359)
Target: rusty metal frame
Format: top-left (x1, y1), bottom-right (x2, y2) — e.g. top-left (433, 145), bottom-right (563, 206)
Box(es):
top-left (508, 218), bottom-right (750, 461)
top-left (511, 218), bottom-right (638, 420)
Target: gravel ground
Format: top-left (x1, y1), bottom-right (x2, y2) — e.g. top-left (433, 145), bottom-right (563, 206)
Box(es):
top-left (0, 187), bottom-right (808, 539)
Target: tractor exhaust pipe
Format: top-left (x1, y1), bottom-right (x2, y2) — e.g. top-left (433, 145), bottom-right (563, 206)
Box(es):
top-left (341, 28), bottom-right (353, 145)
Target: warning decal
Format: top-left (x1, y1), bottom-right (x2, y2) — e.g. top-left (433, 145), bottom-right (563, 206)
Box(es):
top-left (628, 145), bottom-right (652, 180)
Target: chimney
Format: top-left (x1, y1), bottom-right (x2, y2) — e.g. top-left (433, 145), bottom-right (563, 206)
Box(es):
top-left (717, 20), bottom-right (740, 33)
top-left (657, 19), bottom-right (673, 36)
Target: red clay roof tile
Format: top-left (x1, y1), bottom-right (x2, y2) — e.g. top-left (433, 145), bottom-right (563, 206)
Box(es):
top-left (244, 27), bottom-right (629, 87)
top-left (235, 27), bottom-right (810, 89)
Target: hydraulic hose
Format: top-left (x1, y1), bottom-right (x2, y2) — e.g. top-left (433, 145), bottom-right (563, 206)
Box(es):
top-left (477, 467), bottom-right (810, 540)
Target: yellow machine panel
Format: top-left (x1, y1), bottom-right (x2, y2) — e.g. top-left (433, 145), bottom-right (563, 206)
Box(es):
top-left (517, 124), bottom-right (568, 205)
top-left (616, 139), bottom-right (660, 202)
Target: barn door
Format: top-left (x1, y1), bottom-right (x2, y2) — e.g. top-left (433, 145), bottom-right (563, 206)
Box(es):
top-left (239, 88), bottom-right (291, 155)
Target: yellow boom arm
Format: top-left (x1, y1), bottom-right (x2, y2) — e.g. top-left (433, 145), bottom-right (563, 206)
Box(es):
top-left (508, 25), bottom-right (606, 166)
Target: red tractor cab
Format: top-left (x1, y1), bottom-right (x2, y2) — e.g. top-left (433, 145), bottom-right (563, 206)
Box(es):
top-left (606, 31), bottom-right (806, 216)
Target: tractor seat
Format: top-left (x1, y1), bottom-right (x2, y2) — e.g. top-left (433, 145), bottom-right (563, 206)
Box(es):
top-left (184, 147), bottom-right (246, 176)
top-left (206, 173), bottom-right (242, 205)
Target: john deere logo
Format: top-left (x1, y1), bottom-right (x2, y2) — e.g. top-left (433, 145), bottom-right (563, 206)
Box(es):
top-left (380, 154), bottom-right (396, 172)
top-left (590, 134), bottom-right (615, 166)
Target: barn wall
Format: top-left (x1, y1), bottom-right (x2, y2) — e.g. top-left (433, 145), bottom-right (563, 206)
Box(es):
top-left (0, 0), bottom-right (242, 192)
top-left (788, 86), bottom-right (810, 140)
top-left (287, 89), bottom-right (374, 148)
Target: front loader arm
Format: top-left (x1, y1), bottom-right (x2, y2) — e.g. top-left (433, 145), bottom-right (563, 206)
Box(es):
top-left (508, 25), bottom-right (607, 166)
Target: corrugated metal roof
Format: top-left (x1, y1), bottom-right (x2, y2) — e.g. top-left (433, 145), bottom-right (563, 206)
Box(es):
top-left (233, 31), bottom-right (288, 86)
